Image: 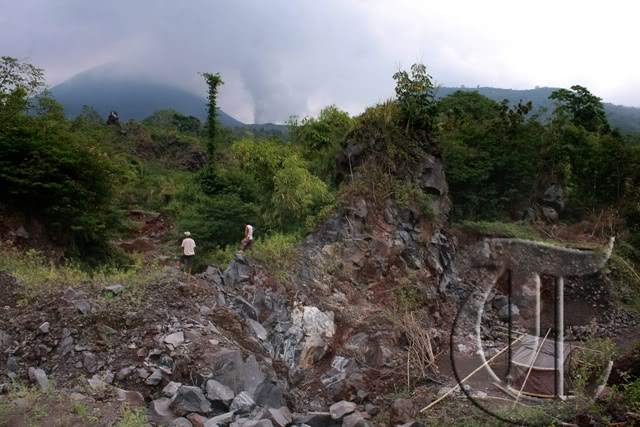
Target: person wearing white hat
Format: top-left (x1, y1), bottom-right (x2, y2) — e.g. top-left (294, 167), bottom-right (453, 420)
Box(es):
top-left (178, 231), bottom-right (196, 274)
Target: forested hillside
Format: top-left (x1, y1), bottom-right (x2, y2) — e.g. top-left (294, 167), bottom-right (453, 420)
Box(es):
top-left (437, 86), bottom-right (640, 133)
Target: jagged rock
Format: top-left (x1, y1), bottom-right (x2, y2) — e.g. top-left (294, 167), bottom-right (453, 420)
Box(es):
top-left (117, 389), bottom-right (145, 408)
top-left (342, 412), bottom-right (367, 427)
top-left (234, 296), bottom-right (258, 320)
top-left (229, 391), bottom-right (256, 413)
top-left (0, 384), bottom-right (7, 394)
top-left (83, 352), bottom-right (98, 374)
top-left (170, 386), bottom-right (212, 416)
top-left (171, 418), bottom-right (193, 427)
top-left (116, 367), bottom-right (133, 381)
top-left (206, 379), bottom-right (235, 405)
top-left (7, 357), bottom-right (19, 374)
top-left (224, 255), bottom-right (252, 287)
top-left (146, 368), bottom-right (163, 385)
top-left (0, 330), bottom-right (12, 349)
top-left (541, 183), bottom-right (566, 210)
top-left (205, 266), bottom-right (224, 287)
top-left (498, 304), bottom-right (520, 322)
top-left (254, 381), bottom-right (284, 408)
top-left (298, 334), bottom-right (328, 369)
top-left (28, 367), bottom-right (48, 391)
top-left (165, 331), bottom-right (185, 347)
top-left (268, 407), bottom-right (293, 427)
top-left (390, 399), bottom-right (417, 425)
top-left (247, 319), bottom-right (268, 341)
top-left (148, 398), bottom-right (178, 425)
top-left (75, 300), bottom-right (92, 314)
top-left (206, 411), bottom-right (236, 426)
top-left (330, 401), bottom-right (357, 420)
top-left (210, 350), bottom-right (266, 396)
top-left (103, 370), bottom-right (114, 384)
top-left (87, 375), bottom-right (108, 391)
top-left (292, 412), bottom-right (332, 427)
top-left (163, 381), bottom-right (182, 398)
top-left (38, 322), bottom-right (50, 334)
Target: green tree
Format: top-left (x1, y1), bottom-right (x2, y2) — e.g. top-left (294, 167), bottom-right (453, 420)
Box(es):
top-left (288, 105), bottom-right (353, 184)
top-left (201, 72), bottom-right (224, 155)
top-left (0, 56), bottom-right (45, 127)
top-left (393, 63), bottom-right (437, 132)
top-left (550, 85), bottom-right (610, 134)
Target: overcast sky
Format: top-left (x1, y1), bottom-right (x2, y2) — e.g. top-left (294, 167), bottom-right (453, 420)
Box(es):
top-left (2, 0), bottom-right (639, 123)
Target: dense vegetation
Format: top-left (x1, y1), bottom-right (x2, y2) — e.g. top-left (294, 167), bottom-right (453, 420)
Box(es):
top-left (3, 56), bottom-right (640, 270)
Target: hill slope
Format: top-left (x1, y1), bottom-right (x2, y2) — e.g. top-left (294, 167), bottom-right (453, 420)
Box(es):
top-left (50, 70), bottom-right (244, 127)
top-left (437, 86), bottom-right (640, 133)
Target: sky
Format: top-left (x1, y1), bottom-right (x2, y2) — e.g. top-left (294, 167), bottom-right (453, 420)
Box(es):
top-left (2, 0), bottom-right (639, 123)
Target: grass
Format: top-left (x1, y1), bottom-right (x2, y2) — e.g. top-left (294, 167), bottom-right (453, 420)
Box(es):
top-left (609, 252), bottom-right (640, 312)
top-left (114, 405), bottom-right (146, 427)
top-left (0, 241), bottom-right (162, 306)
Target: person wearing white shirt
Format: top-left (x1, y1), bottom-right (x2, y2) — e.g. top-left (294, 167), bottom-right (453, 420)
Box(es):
top-left (178, 231), bottom-right (196, 274)
top-left (240, 224), bottom-right (254, 253)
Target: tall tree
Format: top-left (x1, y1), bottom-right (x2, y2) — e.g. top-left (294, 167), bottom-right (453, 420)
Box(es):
top-left (549, 85), bottom-right (610, 134)
top-left (201, 72), bottom-right (224, 155)
top-left (0, 56), bottom-right (45, 128)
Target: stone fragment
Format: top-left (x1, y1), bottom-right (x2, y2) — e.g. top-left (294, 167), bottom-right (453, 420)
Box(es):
top-left (116, 367), bottom-right (133, 381)
top-left (330, 401), bottom-right (357, 420)
top-left (165, 332), bottom-right (185, 347)
top-left (39, 322), bottom-right (50, 334)
top-left (0, 330), bottom-right (13, 349)
top-left (206, 411), bottom-right (236, 426)
top-left (206, 379), bottom-right (235, 405)
top-left (116, 389), bottom-right (145, 408)
top-left (247, 319), bottom-right (268, 341)
top-left (146, 368), bottom-right (163, 385)
top-left (148, 398), bottom-right (178, 425)
top-left (83, 352), bottom-right (98, 374)
top-left (170, 386), bottom-right (212, 416)
top-left (229, 391), bottom-right (255, 414)
top-left (163, 381), bottom-right (182, 398)
top-left (342, 412), bottom-right (367, 427)
top-left (187, 413), bottom-right (208, 427)
top-left (171, 418), bottom-right (193, 427)
top-left (292, 412), bottom-right (332, 427)
top-left (390, 399), bottom-right (417, 426)
top-left (7, 357), bottom-right (19, 374)
top-left (76, 301), bottom-right (92, 314)
top-left (268, 407), bottom-right (292, 427)
top-left (28, 367), bottom-right (48, 391)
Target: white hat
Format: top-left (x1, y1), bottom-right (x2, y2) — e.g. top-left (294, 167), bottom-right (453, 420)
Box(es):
top-left (184, 231), bottom-right (191, 236)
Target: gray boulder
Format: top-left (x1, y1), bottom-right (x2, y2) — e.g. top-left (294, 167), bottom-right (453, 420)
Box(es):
top-left (148, 398), bottom-right (178, 426)
top-left (254, 381), bottom-right (284, 409)
top-left (292, 412), bottom-right (332, 427)
top-left (163, 381), bottom-right (182, 398)
top-left (210, 350), bottom-right (266, 396)
top-left (83, 352), bottom-right (98, 374)
top-left (28, 367), bottom-right (48, 392)
top-left (170, 386), bottom-right (212, 416)
top-left (146, 368), bottom-right (163, 385)
top-left (206, 379), bottom-right (235, 405)
top-left (329, 401), bottom-right (356, 420)
top-left (268, 407), bottom-right (293, 427)
top-left (229, 391), bottom-right (255, 414)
